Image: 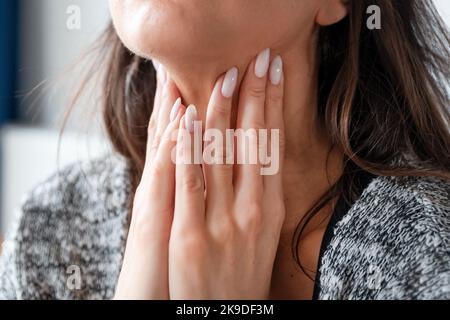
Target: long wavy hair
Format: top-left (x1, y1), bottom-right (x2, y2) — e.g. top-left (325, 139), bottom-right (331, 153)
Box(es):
top-left (69, 0), bottom-right (450, 278)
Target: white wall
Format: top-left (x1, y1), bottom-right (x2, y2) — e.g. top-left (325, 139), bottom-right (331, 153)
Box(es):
top-left (18, 0), bottom-right (110, 128)
top-left (0, 126), bottom-right (110, 233)
top-left (1, 1), bottom-right (111, 234)
top-left (435, 0), bottom-right (450, 22)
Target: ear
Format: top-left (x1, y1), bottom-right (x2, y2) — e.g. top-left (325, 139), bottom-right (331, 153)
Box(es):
top-left (315, 0), bottom-right (349, 26)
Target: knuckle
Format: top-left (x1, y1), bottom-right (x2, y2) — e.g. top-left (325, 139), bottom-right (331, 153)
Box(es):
top-left (174, 232), bottom-right (207, 260)
top-left (210, 218), bottom-right (236, 243)
top-left (159, 130), bottom-right (173, 145)
top-left (204, 147), bottom-right (233, 170)
top-left (246, 85), bottom-right (266, 100)
top-left (148, 117), bottom-right (157, 135)
top-left (181, 237), bottom-right (202, 255)
top-left (151, 134), bottom-right (162, 150)
top-left (132, 217), bottom-right (161, 244)
top-left (130, 204), bottom-right (174, 243)
top-left (267, 90), bottom-right (283, 105)
top-left (211, 103), bottom-right (231, 117)
top-left (151, 161), bottom-right (166, 178)
top-left (241, 203), bottom-right (263, 231)
top-left (181, 174), bottom-right (204, 192)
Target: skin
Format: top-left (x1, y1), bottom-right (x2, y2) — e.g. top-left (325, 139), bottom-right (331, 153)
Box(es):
top-left (111, 0), bottom-right (348, 299)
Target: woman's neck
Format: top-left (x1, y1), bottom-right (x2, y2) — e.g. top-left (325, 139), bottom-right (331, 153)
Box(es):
top-left (161, 36), bottom-right (343, 231)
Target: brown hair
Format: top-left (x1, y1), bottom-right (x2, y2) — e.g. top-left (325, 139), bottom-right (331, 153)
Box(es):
top-left (71, 0), bottom-right (450, 275)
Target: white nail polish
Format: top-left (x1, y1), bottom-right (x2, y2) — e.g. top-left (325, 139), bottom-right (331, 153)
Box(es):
top-left (255, 48), bottom-right (271, 78)
top-left (185, 105), bottom-right (198, 133)
top-left (170, 98), bottom-right (182, 122)
top-left (158, 63), bottom-right (167, 84)
top-left (152, 59), bottom-right (160, 71)
top-left (270, 56), bottom-right (283, 86)
top-left (221, 67), bottom-right (239, 98)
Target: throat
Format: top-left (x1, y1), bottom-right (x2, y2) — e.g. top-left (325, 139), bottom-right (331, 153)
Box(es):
top-left (270, 200), bottom-right (333, 300)
top-left (269, 148), bottom-right (343, 300)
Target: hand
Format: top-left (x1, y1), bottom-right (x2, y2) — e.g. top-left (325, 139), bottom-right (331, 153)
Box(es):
top-left (114, 64), bottom-right (186, 300)
top-left (169, 50), bottom-right (286, 299)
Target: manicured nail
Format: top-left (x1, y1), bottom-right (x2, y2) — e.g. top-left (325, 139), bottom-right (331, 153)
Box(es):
top-left (255, 48), bottom-right (271, 78)
top-left (152, 59), bottom-right (160, 71)
top-left (270, 56), bottom-right (283, 85)
top-left (185, 105), bottom-right (198, 133)
top-left (221, 67), bottom-right (239, 98)
top-left (170, 98), bottom-right (182, 122)
top-left (158, 64), bottom-right (167, 84)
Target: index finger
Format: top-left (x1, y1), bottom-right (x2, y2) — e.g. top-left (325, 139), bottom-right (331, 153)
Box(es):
top-left (147, 62), bottom-right (167, 156)
top-left (234, 48), bottom-right (271, 197)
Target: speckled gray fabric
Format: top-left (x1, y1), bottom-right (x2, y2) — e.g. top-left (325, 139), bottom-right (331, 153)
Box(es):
top-left (317, 175), bottom-right (450, 299)
top-left (0, 155), bottom-right (131, 299)
top-left (0, 155), bottom-right (449, 300)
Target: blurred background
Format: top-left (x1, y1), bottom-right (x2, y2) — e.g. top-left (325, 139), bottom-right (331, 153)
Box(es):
top-left (0, 0), bottom-right (111, 236)
top-left (0, 0), bottom-right (449, 237)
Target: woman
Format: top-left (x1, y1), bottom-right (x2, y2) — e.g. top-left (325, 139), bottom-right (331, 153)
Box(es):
top-left (0, 0), bottom-right (449, 300)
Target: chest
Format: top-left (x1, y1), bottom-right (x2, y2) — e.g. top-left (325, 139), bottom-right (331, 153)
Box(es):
top-left (269, 227), bottom-right (327, 300)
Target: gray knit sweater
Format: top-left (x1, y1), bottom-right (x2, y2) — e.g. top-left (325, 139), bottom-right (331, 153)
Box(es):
top-left (0, 155), bottom-right (449, 300)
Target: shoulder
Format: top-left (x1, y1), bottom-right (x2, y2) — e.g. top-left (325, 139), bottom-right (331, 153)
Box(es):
top-left (354, 175), bottom-right (450, 249)
top-left (348, 175), bottom-right (450, 238)
top-left (319, 175), bottom-right (450, 300)
top-left (362, 175), bottom-right (450, 217)
top-left (0, 154), bottom-right (132, 299)
top-left (22, 153), bottom-right (132, 223)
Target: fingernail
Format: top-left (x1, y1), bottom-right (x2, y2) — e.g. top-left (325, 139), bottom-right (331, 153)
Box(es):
top-left (170, 98), bottom-right (182, 122)
top-left (152, 59), bottom-right (160, 71)
top-left (185, 105), bottom-right (198, 133)
top-left (221, 67), bottom-right (239, 98)
top-left (158, 64), bottom-right (167, 84)
top-left (270, 56), bottom-right (283, 86)
top-left (255, 48), bottom-right (271, 78)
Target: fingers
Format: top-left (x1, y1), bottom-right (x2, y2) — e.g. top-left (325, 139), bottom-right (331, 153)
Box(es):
top-left (131, 98), bottom-right (186, 250)
top-left (147, 63), bottom-right (167, 156)
top-left (148, 70), bottom-right (181, 166)
top-left (153, 61), bottom-right (166, 113)
top-left (136, 99), bottom-right (185, 211)
top-left (235, 48), bottom-right (271, 199)
top-left (152, 101), bottom-right (186, 203)
top-left (174, 106), bottom-right (205, 230)
top-left (149, 101), bottom-right (186, 212)
top-left (263, 55), bottom-right (285, 198)
top-left (156, 77), bottom-right (180, 140)
top-left (238, 48), bottom-right (269, 131)
top-left (204, 67), bottom-right (238, 215)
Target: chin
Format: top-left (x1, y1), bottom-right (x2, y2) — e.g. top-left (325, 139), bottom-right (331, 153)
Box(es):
top-left (111, 0), bottom-right (228, 63)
